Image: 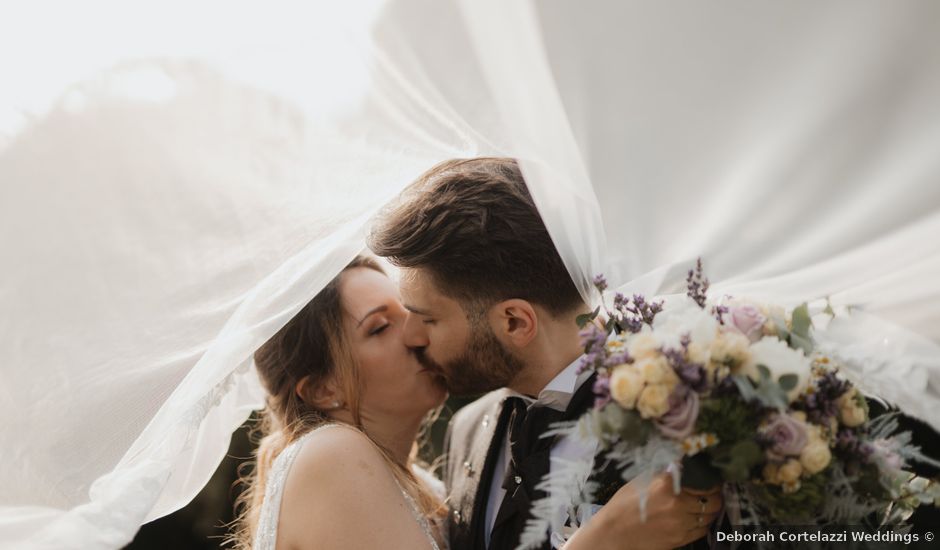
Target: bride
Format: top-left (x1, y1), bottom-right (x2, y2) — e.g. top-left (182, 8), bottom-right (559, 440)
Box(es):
top-left (229, 255), bottom-right (700, 550)
top-left (231, 255), bottom-right (449, 550)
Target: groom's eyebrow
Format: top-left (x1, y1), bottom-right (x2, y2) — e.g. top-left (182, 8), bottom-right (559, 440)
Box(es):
top-left (404, 303), bottom-right (432, 316)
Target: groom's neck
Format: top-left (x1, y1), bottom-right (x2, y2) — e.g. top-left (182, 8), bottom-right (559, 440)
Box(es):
top-left (507, 311), bottom-right (587, 397)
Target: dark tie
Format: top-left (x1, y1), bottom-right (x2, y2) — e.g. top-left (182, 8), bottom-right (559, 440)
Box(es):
top-left (488, 396), bottom-right (563, 550)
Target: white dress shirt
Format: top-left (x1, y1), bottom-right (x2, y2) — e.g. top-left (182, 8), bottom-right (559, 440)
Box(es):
top-left (484, 356), bottom-right (596, 547)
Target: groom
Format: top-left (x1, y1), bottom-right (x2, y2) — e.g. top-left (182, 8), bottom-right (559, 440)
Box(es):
top-left (370, 158), bottom-right (717, 549)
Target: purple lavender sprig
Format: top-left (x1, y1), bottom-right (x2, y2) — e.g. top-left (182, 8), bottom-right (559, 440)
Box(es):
top-left (687, 258), bottom-right (709, 309)
top-left (611, 292), bottom-right (663, 334)
top-left (577, 324), bottom-right (609, 375)
top-left (662, 335), bottom-right (708, 392)
top-left (794, 370), bottom-right (850, 425)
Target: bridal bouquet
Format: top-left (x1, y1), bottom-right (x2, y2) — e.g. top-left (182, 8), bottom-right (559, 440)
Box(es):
top-left (523, 261), bottom-right (939, 547)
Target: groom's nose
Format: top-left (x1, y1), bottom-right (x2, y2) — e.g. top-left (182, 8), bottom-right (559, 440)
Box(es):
top-left (402, 312), bottom-right (429, 348)
top-left (402, 312), bottom-right (430, 348)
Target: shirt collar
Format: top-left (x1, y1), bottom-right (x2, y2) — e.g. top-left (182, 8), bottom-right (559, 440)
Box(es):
top-left (512, 355), bottom-right (590, 412)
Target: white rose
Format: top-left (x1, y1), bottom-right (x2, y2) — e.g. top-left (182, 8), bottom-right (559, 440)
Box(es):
top-left (742, 338), bottom-right (811, 402)
top-left (637, 384), bottom-right (672, 419)
top-left (627, 331), bottom-right (660, 360)
top-left (800, 441), bottom-right (832, 474)
top-left (652, 296), bottom-right (719, 349)
top-left (609, 366), bottom-right (644, 409)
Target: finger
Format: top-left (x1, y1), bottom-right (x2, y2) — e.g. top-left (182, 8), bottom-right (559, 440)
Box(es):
top-left (681, 485), bottom-right (722, 497)
top-left (681, 494), bottom-right (723, 515)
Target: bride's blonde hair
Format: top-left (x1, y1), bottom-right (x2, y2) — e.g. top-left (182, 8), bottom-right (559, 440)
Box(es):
top-left (229, 255), bottom-right (444, 549)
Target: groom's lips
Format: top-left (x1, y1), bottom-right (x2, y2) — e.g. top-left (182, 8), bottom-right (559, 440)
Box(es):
top-left (414, 348), bottom-right (446, 378)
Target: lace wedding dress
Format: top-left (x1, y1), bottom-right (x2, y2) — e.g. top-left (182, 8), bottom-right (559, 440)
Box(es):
top-left (253, 424), bottom-right (443, 550)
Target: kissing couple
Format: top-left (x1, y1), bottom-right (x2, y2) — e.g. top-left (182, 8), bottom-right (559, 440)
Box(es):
top-left (232, 158), bottom-right (722, 550)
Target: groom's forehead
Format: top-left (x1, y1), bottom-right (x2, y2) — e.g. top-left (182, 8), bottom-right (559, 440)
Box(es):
top-left (399, 268), bottom-right (446, 309)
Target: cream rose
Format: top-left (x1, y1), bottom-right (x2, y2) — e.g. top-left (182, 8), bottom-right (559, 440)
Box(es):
top-left (762, 462), bottom-right (780, 484)
top-left (838, 389), bottom-right (868, 428)
top-left (778, 459), bottom-right (803, 484)
top-left (609, 366), bottom-right (644, 409)
top-left (800, 441), bottom-right (832, 474)
top-left (687, 341), bottom-right (711, 365)
top-left (635, 355), bottom-right (678, 387)
top-left (627, 332), bottom-right (660, 361)
top-left (637, 384), bottom-right (672, 419)
top-left (710, 332), bottom-right (751, 368)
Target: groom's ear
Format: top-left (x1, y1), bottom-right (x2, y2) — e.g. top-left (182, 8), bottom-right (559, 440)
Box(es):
top-left (488, 299), bottom-right (538, 349)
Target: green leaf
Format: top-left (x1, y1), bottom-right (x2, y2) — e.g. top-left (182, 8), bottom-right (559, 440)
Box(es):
top-left (772, 316), bottom-right (790, 343)
top-left (791, 303), bottom-right (812, 337)
top-left (576, 306), bottom-right (601, 329)
top-left (757, 364), bottom-right (771, 381)
top-left (593, 403), bottom-right (651, 447)
top-left (788, 303), bottom-right (815, 353)
top-left (778, 374), bottom-right (798, 391)
top-left (731, 374), bottom-right (758, 402)
top-left (710, 440), bottom-right (763, 483)
top-left (732, 369), bottom-right (788, 411)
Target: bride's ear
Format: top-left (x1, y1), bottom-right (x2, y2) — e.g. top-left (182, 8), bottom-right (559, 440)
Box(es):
top-left (488, 298), bottom-right (538, 349)
top-left (295, 374), bottom-right (345, 410)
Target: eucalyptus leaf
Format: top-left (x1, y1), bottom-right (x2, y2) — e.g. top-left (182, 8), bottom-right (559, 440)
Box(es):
top-left (772, 316), bottom-right (790, 342)
top-left (791, 303), bottom-right (812, 337)
top-left (778, 374), bottom-right (798, 391)
top-left (576, 306), bottom-right (601, 328)
top-left (789, 332), bottom-right (814, 354)
top-left (710, 440), bottom-right (763, 482)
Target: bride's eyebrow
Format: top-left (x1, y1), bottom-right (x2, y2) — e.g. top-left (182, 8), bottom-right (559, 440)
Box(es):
top-left (355, 305), bottom-right (389, 327)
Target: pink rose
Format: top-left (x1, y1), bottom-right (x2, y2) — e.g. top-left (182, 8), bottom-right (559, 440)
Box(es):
top-left (656, 386), bottom-right (700, 439)
top-left (761, 413), bottom-right (808, 461)
top-left (729, 304), bottom-right (766, 342)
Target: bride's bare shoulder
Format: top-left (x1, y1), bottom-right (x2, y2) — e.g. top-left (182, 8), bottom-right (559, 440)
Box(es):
top-left (287, 424), bottom-right (393, 490)
top-left (277, 425), bottom-right (425, 549)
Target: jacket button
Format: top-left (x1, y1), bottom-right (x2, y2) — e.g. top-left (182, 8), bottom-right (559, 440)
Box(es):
top-left (452, 509), bottom-right (462, 522)
top-left (482, 414), bottom-right (490, 428)
top-left (463, 461), bottom-right (475, 476)
top-left (514, 475), bottom-right (523, 485)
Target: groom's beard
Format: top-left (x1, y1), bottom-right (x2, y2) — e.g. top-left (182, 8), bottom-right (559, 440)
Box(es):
top-left (415, 324), bottom-right (525, 397)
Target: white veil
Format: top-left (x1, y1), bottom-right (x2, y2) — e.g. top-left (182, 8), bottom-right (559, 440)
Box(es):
top-left (2, 1), bottom-right (939, 548)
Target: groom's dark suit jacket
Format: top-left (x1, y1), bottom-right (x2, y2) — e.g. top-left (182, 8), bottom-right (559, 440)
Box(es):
top-left (442, 376), bottom-right (628, 550)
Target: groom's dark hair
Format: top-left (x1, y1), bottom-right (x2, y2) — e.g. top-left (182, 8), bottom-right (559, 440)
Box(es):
top-left (369, 157), bottom-right (583, 316)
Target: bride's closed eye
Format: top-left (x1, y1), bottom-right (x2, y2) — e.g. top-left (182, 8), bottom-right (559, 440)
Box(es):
top-left (368, 323), bottom-right (390, 336)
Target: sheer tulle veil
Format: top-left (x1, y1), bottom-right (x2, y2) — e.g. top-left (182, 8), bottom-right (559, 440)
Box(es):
top-left (2, 1), bottom-right (940, 548)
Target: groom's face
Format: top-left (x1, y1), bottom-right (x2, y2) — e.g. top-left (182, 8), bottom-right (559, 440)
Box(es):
top-left (399, 268), bottom-right (525, 396)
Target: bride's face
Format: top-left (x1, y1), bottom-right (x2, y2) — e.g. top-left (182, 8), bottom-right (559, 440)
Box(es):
top-left (338, 267), bottom-right (447, 420)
